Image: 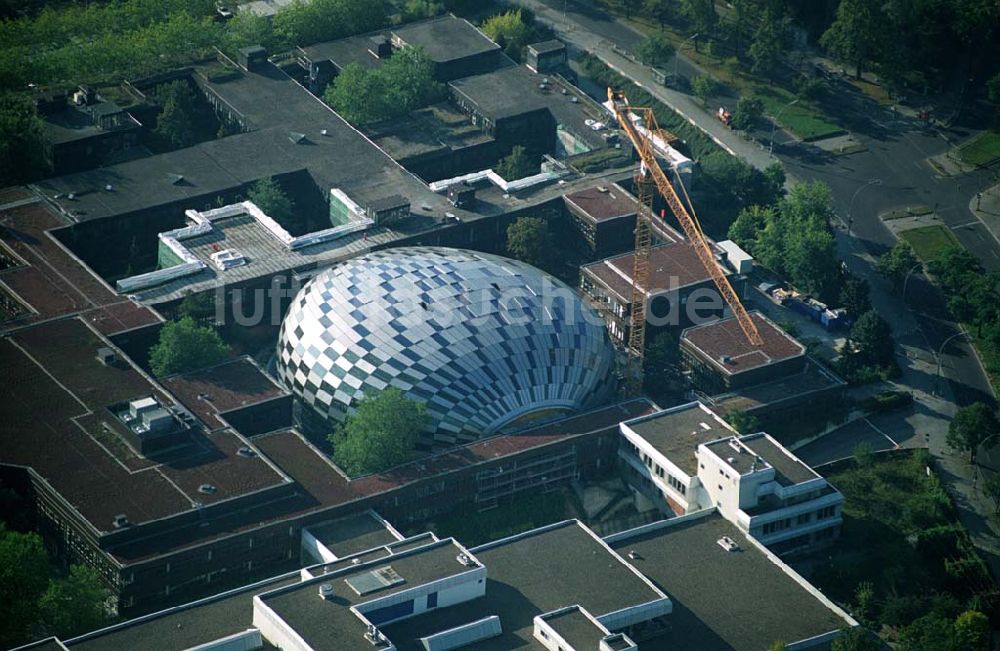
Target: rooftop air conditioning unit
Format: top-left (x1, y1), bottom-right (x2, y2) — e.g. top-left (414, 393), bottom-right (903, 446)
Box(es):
top-left (717, 536), bottom-right (739, 552)
top-left (456, 552), bottom-right (476, 567)
top-left (113, 514), bottom-right (130, 529)
top-left (198, 484), bottom-right (217, 495)
top-left (318, 583), bottom-right (334, 600)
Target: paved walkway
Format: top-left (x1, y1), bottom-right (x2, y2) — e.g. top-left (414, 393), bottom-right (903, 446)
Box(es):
top-left (519, 0), bottom-right (1000, 579)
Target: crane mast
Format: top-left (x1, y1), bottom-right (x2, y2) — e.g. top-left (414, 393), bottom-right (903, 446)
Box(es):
top-left (608, 88), bottom-right (763, 397)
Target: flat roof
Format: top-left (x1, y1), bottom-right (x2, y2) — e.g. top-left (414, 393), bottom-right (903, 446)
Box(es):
top-left (0, 199), bottom-right (158, 335)
top-left (740, 434), bottom-right (819, 486)
top-left (261, 539), bottom-right (473, 651)
top-left (300, 33), bottom-right (386, 71)
top-left (710, 357), bottom-right (844, 415)
top-left (369, 103), bottom-right (492, 162)
top-left (67, 571), bottom-right (299, 650)
top-left (0, 317), bottom-right (287, 535)
top-left (44, 103), bottom-right (136, 146)
top-left (609, 512), bottom-right (850, 650)
top-left (564, 184), bottom-right (637, 223)
top-left (305, 511), bottom-right (401, 558)
top-left (624, 402), bottom-right (733, 476)
top-left (162, 357), bottom-right (286, 430)
top-left (528, 40), bottom-right (566, 55)
top-left (681, 311), bottom-right (806, 375)
top-left (381, 521), bottom-right (664, 650)
top-left (392, 16), bottom-right (500, 64)
top-left (583, 240), bottom-right (718, 303)
top-left (543, 607), bottom-right (607, 650)
top-left (448, 62), bottom-right (552, 120)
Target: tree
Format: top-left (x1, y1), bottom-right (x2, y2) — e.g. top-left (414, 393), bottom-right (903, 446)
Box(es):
top-left (177, 291), bottom-right (217, 325)
top-left (830, 627), bottom-right (880, 651)
top-left (785, 227), bottom-right (838, 299)
top-left (731, 96), bottom-right (764, 132)
top-left (0, 524), bottom-right (51, 648)
top-left (324, 47), bottom-right (444, 125)
top-left (877, 241), bottom-right (919, 288)
top-left (748, 8), bottom-right (789, 77)
top-left (248, 176), bottom-right (295, 225)
top-left (39, 565), bottom-right (112, 638)
top-left (272, 0), bottom-right (387, 48)
top-left (149, 316), bottom-right (230, 377)
top-left (820, 0), bottom-right (885, 79)
top-left (645, 0), bottom-right (675, 28)
top-left (153, 80), bottom-right (201, 150)
top-left (838, 275), bottom-right (871, 317)
top-left (496, 145), bottom-right (538, 180)
top-left (727, 410), bottom-right (761, 434)
top-left (506, 215), bottom-right (552, 269)
top-left (897, 614), bottom-right (955, 651)
top-left (768, 643), bottom-right (788, 651)
top-left (853, 581), bottom-right (877, 626)
top-left (680, 0), bottom-right (718, 47)
top-left (481, 9), bottom-right (532, 61)
top-left (691, 74), bottom-right (718, 106)
top-left (622, 0), bottom-right (643, 19)
top-left (953, 610), bottom-right (990, 651)
top-left (844, 310), bottom-right (895, 369)
top-left (644, 331), bottom-right (681, 400)
top-left (0, 93), bottom-right (51, 185)
top-left (401, 0), bottom-right (443, 21)
top-left (984, 473), bottom-right (1000, 513)
top-left (331, 388), bottom-right (426, 476)
top-left (947, 402), bottom-right (1000, 463)
top-left (636, 33), bottom-right (675, 66)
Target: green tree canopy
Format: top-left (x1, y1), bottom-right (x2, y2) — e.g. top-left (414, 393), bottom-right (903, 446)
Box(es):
top-left (153, 80), bottom-right (201, 150)
top-left (838, 275), bottom-right (871, 317)
top-left (331, 388), bottom-right (426, 476)
top-left (636, 33), bottom-right (675, 66)
top-left (726, 410), bottom-right (762, 434)
top-left (645, 0), bottom-right (676, 27)
top-left (273, 0), bottom-right (387, 48)
top-left (495, 145), bottom-right (538, 180)
top-left (39, 565), bottom-right (112, 639)
top-left (644, 331), bottom-right (682, 401)
top-left (691, 74), bottom-right (718, 106)
top-left (0, 524), bottom-right (51, 648)
top-left (877, 241), bottom-right (919, 289)
top-left (748, 8), bottom-right (789, 77)
top-left (680, 0), bottom-right (718, 46)
top-left (149, 316), bottom-right (230, 377)
top-left (481, 9), bottom-right (532, 61)
top-left (841, 310), bottom-right (895, 373)
top-left (947, 402), bottom-right (1000, 462)
top-left (820, 0), bottom-right (886, 79)
top-left (506, 215), bottom-right (552, 269)
top-left (953, 610), bottom-right (990, 651)
top-left (731, 96), bottom-right (764, 132)
top-left (0, 93), bottom-right (51, 185)
top-left (324, 47), bottom-right (444, 125)
top-left (248, 176), bottom-right (296, 225)
top-left (830, 626), bottom-right (880, 651)
top-left (177, 291), bottom-right (217, 326)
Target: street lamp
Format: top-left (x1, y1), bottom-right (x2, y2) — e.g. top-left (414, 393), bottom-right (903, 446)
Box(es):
top-left (901, 261), bottom-right (923, 302)
top-left (673, 33), bottom-right (699, 83)
top-left (847, 178), bottom-right (882, 235)
top-left (935, 330), bottom-right (972, 394)
top-left (768, 99), bottom-right (799, 157)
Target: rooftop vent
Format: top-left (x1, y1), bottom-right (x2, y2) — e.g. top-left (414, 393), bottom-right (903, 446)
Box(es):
top-left (96, 346), bottom-right (117, 366)
top-left (168, 173), bottom-right (185, 185)
top-left (288, 131), bottom-right (306, 144)
top-left (719, 355), bottom-right (732, 365)
top-left (318, 583), bottom-right (334, 600)
top-left (210, 248), bottom-right (246, 271)
top-left (113, 514), bottom-right (130, 529)
top-left (627, 550), bottom-right (640, 560)
top-left (237, 446), bottom-right (257, 458)
top-left (456, 552), bottom-right (476, 567)
top-left (717, 536), bottom-right (740, 552)
top-left (351, 557), bottom-right (363, 565)
top-left (105, 184), bottom-right (114, 192)
top-left (198, 484), bottom-right (217, 495)
top-left (597, 186), bottom-right (609, 193)
top-left (365, 624), bottom-right (387, 645)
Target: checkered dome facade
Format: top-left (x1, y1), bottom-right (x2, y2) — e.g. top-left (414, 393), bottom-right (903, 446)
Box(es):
top-left (276, 247), bottom-right (616, 444)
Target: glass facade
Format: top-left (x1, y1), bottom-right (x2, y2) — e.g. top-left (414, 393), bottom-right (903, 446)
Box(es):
top-left (276, 247), bottom-right (616, 444)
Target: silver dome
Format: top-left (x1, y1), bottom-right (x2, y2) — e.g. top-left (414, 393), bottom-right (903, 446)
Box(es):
top-left (276, 247), bottom-right (616, 445)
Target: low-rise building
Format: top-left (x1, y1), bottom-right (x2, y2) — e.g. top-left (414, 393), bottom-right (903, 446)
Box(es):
top-left (618, 401), bottom-right (843, 556)
top-left (526, 39), bottom-right (568, 73)
top-left (562, 183), bottom-right (638, 258)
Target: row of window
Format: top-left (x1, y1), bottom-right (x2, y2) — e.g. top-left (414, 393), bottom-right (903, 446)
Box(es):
top-left (762, 506), bottom-right (838, 535)
top-left (628, 442), bottom-right (688, 496)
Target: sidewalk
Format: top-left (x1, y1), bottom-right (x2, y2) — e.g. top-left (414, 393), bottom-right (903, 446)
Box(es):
top-left (971, 181), bottom-right (1000, 248)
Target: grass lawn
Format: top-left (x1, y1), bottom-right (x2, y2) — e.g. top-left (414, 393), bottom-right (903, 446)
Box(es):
top-left (812, 451), bottom-right (995, 633)
top-left (899, 225), bottom-right (960, 262)
top-left (408, 487), bottom-right (580, 548)
top-left (958, 130), bottom-right (1000, 167)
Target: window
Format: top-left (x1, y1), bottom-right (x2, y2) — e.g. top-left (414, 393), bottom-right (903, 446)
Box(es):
top-left (667, 474), bottom-right (687, 496)
top-left (797, 513), bottom-right (811, 525)
top-left (817, 506), bottom-right (837, 520)
top-left (763, 518), bottom-right (792, 535)
top-left (427, 592), bottom-right (438, 608)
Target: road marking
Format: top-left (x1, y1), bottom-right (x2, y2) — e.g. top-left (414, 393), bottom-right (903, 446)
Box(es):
top-left (950, 220), bottom-right (979, 229)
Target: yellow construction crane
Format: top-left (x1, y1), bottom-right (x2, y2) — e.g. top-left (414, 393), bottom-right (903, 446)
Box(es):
top-left (607, 88), bottom-right (763, 396)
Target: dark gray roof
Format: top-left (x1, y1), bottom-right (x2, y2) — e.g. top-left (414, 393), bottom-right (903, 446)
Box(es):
top-left (67, 572), bottom-right (300, 651)
top-left (528, 40), bottom-right (566, 55)
top-left (609, 512), bottom-right (850, 650)
top-left (741, 434), bottom-right (819, 486)
top-left (260, 539), bottom-right (473, 651)
top-left (543, 607), bottom-right (607, 650)
top-left (624, 403), bottom-right (732, 476)
top-left (448, 63), bottom-right (551, 120)
top-left (392, 16), bottom-right (499, 63)
top-left (383, 521), bottom-right (663, 650)
top-left (305, 511), bottom-right (400, 557)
